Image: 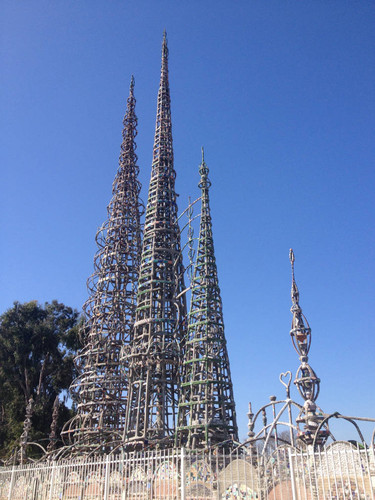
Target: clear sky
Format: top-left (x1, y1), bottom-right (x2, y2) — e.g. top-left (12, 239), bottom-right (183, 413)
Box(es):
top-left (2, 1), bottom-right (374, 442)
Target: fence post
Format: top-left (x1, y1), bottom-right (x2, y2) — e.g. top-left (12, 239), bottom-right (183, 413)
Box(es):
top-left (7, 463), bottom-right (16, 500)
top-left (103, 454), bottom-right (111, 500)
top-left (31, 476), bottom-right (39, 500)
top-left (180, 447), bottom-right (186, 500)
top-left (48, 461), bottom-right (57, 500)
top-left (288, 447), bottom-right (297, 500)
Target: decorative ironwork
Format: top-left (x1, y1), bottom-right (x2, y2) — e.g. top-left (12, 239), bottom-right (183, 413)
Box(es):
top-left (2, 446), bottom-right (375, 499)
top-left (47, 396), bottom-right (59, 454)
top-left (19, 397), bottom-right (34, 464)
top-left (122, 32), bottom-right (187, 450)
top-left (241, 252), bottom-right (375, 456)
top-left (289, 249), bottom-right (329, 448)
top-left (176, 149), bottom-right (238, 450)
top-left (61, 76), bottom-right (142, 453)
top-left (244, 376), bottom-right (301, 455)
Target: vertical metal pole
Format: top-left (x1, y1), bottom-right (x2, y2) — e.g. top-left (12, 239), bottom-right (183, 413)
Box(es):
top-left (31, 476), bottom-right (39, 500)
top-left (318, 446), bottom-right (327, 498)
top-left (349, 448), bottom-right (366, 500)
top-left (362, 446), bottom-right (374, 500)
top-left (103, 454), bottom-right (110, 500)
top-left (180, 447), bottom-right (186, 500)
top-left (7, 463), bottom-right (16, 500)
top-left (48, 461), bottom-right (57, 500)
top-left (371, 445), bottom-right (375, 499)
top-left (288, 447), bottom-right (297, 500)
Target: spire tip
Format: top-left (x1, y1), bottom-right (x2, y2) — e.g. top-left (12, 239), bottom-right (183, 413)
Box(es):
top-left (289, 248), bottom-right (295, 264)
top-left (290, 248), bottom-right (297, 294)
top-left (161, 30), bottom-right (169, 61)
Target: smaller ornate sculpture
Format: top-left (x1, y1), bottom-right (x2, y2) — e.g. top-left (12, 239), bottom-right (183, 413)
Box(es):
top-left (289, 249), bottom-right (329, 448)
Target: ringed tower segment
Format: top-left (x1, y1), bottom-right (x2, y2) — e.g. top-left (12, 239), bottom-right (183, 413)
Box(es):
top-left (123, 32), bottom-right (187, 449)
top-left (62, 77), bottom-right (142, 453)
top-left (176, 150), bottom-right (238, 450)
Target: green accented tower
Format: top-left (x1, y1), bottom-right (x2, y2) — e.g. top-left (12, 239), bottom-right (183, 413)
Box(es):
top-left (123, 32), bottom-right (187, 450)
top-left (176, 150), bottom-right (238, 450)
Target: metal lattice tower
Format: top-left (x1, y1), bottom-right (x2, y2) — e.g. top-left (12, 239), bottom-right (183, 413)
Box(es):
top-left (62, 78), bottom-right (142, 453)
top-left (176, 150), bottom-right (238, 450)
top-left (123, 32), bottom-right (187, 450)
top-left (289, 249), bottom-right (329, 447)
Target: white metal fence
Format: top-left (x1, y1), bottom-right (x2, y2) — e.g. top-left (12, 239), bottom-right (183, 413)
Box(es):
top-left (0, 445), bottom-right (374, 499)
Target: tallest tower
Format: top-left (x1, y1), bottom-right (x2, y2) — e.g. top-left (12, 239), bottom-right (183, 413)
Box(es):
top-left (123, 33), bottom-right (187, 449)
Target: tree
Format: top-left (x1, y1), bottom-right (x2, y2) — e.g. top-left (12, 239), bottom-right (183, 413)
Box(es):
top-left (0, 300), bottom-right (81, 459)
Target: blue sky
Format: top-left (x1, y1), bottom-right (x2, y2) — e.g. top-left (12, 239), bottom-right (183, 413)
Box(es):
top-left (2, 1), bottom-right (374, 442)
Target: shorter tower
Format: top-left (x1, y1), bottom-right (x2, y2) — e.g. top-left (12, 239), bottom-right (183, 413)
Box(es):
top-left (176, 150), bottom-right (238, 450)
top-left (289, 249), bottom-right (329, 448)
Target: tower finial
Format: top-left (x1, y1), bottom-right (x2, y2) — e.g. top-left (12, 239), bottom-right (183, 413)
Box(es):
top-left (130, 75), bottom-right (135, 93)
top-left (290, 248), bottom-right (299, 306)
top-left (198, 148), bottom-right (211, 189)
top-left (289, 248), bottom-right (295, 271)
top-left (161, 30), bottom-right (169, 68)
top-left (289, 248), bottom-right (310, 360)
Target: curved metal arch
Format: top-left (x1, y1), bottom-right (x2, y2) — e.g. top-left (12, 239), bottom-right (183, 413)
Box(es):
top-left (238, 397), bottom-right (304, 453)
top-left (312, 412), bottom-right (367, 450)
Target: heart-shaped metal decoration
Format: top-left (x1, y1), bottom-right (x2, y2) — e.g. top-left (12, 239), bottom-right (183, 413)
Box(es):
top-left (279, 371), bottom-right (292, 398)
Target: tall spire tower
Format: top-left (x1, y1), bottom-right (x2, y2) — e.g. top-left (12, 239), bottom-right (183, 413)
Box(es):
top-left (176, 150), bottom-right (238, 450)
top-left (62, 78), bottom-right (142, 452)
top-left (289, 249), bottom-right (328, 447)
top-left (123, 33), bottom-right (187, 449)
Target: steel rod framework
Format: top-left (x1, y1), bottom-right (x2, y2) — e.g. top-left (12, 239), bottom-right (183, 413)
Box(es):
top-left (289, 249), bottom-right (329, 448)
top-left (61, 77), bottom-right (142, 453)
top-left (122, 32), bottom-right (187, 450)
top-left (176, 150), bottom-right (238, 450)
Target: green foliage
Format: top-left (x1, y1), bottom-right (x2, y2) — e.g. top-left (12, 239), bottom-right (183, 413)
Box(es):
top-left (0, 300), bottom-right (81, 459)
